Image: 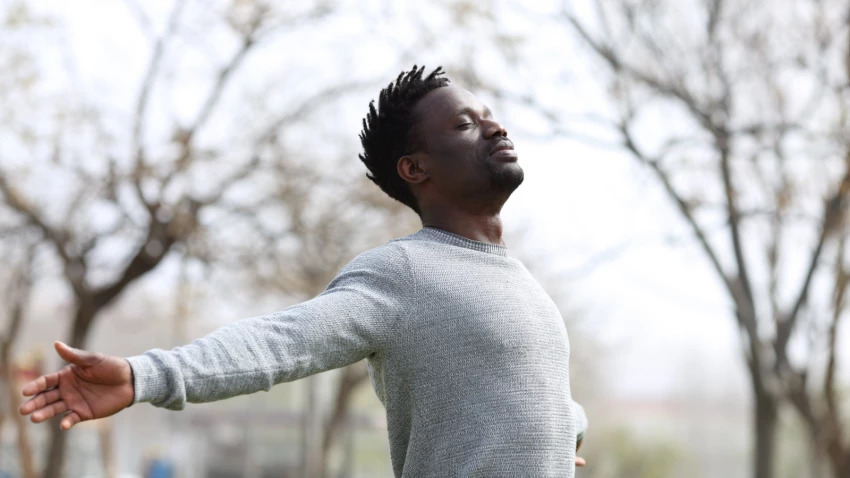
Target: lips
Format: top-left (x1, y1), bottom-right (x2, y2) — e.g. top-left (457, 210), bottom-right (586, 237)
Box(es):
top-left (489, 140), bottom-right (514, 156)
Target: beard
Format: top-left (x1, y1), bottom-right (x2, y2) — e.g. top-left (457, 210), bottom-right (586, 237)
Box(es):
top-left (450, 157), bottom-right (525, 207)
top-left (486, 161), bottom-right (524, 196)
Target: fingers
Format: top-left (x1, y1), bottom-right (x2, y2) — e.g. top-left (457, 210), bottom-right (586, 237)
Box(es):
top-left (576, 456), bottom-right (587, 467)
top-left (19, 388), bottom-right (62, 415)
top-left (21, 372), bottom-right (60, 397)
top-left (55, 341), bottom-right (101, 367)
top-left (61, 412), bottom-right (82, 430)
top-left (21, 343), bottom-right (101, 398)
top-left (29, 400), bottom-right (68, 423)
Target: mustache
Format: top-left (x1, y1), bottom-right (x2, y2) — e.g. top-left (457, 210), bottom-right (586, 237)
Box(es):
top-left (488, 139), bottom-right (514, 155)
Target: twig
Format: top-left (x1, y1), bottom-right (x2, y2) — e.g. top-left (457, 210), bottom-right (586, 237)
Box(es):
top-left (131, 0), bottom-right (188, 210)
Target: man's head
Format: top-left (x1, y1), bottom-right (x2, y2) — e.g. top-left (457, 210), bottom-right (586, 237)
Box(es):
top-left (359, 66), bottom-right (523, 217)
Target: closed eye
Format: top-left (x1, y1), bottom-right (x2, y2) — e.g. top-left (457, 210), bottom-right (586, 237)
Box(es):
top-left (456, 123), bottom-right (473, 129)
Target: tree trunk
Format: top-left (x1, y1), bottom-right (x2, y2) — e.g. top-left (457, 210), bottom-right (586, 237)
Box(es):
top-left (43, 302), bottom-right (96, 478)
top-left (825, 432), bottom-right (850, 478)
top-left (99, 419), bottom-right (117, 478)
top-left (0, 408), bottom-right (5, 469)
top-left (2, 362), bottom-right (37, 478)
top-left (753, 385), bottom-right (778, 478)
top-left (318, 363), bottom-right (369, 478)
top-left (44, 423), bottom-right (68, 478)
top-left (791, 388), bottom-right (849, 478)
top-left (301, 374), bottom-right (323, 478)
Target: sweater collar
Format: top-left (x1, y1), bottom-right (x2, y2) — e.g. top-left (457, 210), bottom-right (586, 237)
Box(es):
top-left (413, 227), bottom-right (509, 257)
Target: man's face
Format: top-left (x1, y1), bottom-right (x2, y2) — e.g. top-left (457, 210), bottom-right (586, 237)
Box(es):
top-left (408, 86), bottom-right (524, 206)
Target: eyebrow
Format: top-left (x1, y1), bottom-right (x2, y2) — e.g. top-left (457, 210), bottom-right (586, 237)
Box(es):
top-left (453, 106), bottom-right (493, 119)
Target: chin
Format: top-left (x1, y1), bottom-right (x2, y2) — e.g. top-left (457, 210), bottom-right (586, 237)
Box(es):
top-left (491, 166), bottom-right (524, 193)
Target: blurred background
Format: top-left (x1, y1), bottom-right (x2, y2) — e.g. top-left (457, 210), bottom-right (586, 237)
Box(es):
top-left (0, 0), bottom-right (848, 477)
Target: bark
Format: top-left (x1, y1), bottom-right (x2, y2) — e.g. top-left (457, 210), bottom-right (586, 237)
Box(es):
top-left (318, 363), bottom-right (370, 478)
top-left (301, 375), bottom-right (322, 478)
top-left (0, 248), bottom-right (36, 478)
top-left (43, 300), bottom-right (97, 478)
top-left (1, 363), bottom-right (37, 478)
top-left (825, 445), bottom-right (850, 478)
top-left (0, 410), bottom-right (4, 466)
top-left (821, 413), bottom-right (850, 478)
top-left (99, 419), bottom-right (117, 478)
top-left (753, 384), bottom-right (777, 478)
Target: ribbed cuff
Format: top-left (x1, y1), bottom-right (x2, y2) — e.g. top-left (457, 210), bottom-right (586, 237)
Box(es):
top-left (125, 354), bottom-right (168, 405)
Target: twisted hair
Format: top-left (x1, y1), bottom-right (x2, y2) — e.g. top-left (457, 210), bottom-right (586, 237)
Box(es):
top-left (359, 65), bottom-right (450, 214)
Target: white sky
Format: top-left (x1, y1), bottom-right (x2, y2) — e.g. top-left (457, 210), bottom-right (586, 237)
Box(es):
top-left (16, 0), bottom-right (848, 405)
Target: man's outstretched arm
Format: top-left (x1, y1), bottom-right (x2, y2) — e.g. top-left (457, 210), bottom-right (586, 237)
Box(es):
top-left (19, 245), bottom-right (410, 428)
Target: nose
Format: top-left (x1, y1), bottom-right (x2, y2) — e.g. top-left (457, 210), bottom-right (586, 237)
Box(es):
top-left (482, 119), bottom-right (507, 139)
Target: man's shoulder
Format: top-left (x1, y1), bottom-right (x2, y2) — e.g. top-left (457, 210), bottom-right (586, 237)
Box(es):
top-left (327, 240), bottom-right (416, 295)
top-left (343, 239), bottom-right (413, 274)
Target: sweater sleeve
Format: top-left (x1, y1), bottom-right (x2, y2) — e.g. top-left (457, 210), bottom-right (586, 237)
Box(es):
top-left (125, 245), bottom-right (409, 410)
top-left (573, 400), bottom-right (588, 443)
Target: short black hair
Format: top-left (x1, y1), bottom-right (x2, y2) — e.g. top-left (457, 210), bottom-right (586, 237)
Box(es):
top-left (359, 65), bottom-right (450, 215)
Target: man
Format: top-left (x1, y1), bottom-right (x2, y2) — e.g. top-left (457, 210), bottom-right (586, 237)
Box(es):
top-left (19, 66), bottom-right (588, 477)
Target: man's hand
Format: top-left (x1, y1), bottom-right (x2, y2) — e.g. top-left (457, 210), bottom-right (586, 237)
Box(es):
top-left (18, 341), bottom-right (135, 430)
top-left (576, 438), bottom-right (586, 467)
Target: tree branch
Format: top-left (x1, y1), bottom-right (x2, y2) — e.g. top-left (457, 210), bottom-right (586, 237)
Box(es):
top-left (702, 0), bottom-right (759, 323)
top-left (0, 173), bottom-right (68, 262)
top-left (196, 156), bottom-right (261, 207)
top-left (90, 216), bottom-right (181, 317)
top-left (719, 139), bottom-right (758, 319)
top-left (160, 9), bottom-right (266, 195)
top-left (566, 12), bottom-right (719, 133)
top-left (0, 246), bottom-right (35, 361)
top-left (255, 81), bottom-right (375, 144)
top-left (131, 0), bottom-right (187, 211)
top-left (187, 33), bottom-right (257, 141)
top-left (618, 121), bottom-right (734, 296)
top-left (824, 239), bottom-right (847, 431)
top-left (121, 0), bottom-right (154, 40)
top-left (776, 151), bottom-right (850, 357)
top-left (0, 172), bottom-right (88, 296)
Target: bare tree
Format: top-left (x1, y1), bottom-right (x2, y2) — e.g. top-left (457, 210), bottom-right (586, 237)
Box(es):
top-left (0, 1), bottom-right (385, 475)
top-left (495, 1), bottom-right (850, 477)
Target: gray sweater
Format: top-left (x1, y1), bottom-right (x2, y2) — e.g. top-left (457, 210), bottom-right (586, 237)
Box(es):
top-left (127, 227), bottom-right (588, 477)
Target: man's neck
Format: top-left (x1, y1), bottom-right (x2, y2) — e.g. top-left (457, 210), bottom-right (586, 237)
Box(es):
top-left (420, 209), bottom-right (506, 246)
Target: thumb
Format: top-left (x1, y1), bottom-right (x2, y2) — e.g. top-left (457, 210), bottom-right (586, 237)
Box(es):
top-left (54, 341), bottom-right (100, 367)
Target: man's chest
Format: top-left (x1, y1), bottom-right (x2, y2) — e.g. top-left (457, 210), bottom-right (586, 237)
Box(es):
top-left (399, 263), bottom-right (571, 376)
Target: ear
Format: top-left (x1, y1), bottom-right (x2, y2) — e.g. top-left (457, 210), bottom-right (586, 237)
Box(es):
top-left (397, 152), bottom-right (429, 185)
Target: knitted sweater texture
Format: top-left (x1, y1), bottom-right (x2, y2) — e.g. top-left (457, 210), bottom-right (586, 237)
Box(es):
top-left (126, 227), bottom-right (587, 477)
